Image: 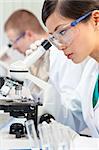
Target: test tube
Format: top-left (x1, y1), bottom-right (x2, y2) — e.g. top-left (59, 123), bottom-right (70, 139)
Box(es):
top-left (25, 120), bottom-right (40, 149)
top-left (38, 122), bottom-right (54, 150)
top-left (50, 119), bottom-right (69, 150)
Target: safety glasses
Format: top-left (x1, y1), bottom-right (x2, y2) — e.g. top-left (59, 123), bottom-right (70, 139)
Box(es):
top-left (49, 11), bottom-right (92, 48)
top-left (8, 32), bottom-right (25, 48)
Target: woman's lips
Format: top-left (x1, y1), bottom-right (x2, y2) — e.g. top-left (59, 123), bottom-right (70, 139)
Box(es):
top-left (66, 53), bottom-right (74, 59)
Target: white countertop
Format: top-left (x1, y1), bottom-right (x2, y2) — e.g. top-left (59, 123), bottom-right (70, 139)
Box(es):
top-left (0, 113), bottom-right (99, 150)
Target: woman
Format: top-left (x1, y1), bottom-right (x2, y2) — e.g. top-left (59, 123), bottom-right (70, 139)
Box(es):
top-left (42, 0), bottom-right (99, 137)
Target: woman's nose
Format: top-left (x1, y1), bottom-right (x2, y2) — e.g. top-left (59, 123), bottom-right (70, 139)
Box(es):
top-left (58, 44), bottom-right (68, 51)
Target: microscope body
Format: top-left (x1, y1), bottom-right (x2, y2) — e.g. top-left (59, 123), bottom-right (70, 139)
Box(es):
top-left (0, 40), bottom-right (52, 97)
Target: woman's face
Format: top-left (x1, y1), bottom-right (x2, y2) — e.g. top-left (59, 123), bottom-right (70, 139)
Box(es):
top-left (46, 11), bottom-right (97, 63)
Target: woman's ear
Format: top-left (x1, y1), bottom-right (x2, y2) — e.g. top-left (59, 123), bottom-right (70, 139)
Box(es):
top-left (92, 10), bottom-right (99, 26)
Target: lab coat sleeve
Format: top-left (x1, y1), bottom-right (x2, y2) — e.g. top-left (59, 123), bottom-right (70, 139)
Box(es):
top-left (57, 91), bottom-right (87, 133)
top-left (49, 48), bottom-right (89, 106)
top-left (38, 77), bottom-right (87, 133)
top-left (58, 90), bottom-right (87, 133)
top-left (39, 85), bottom-right (87, 133)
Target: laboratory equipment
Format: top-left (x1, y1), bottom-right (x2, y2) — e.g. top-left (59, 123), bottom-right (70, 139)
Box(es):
top-left (26, 119), bottom-right (71, 150)
top-left (0, 39), bottom-right (60, 139)
top-left (0, 40), bottom-right (52, 97)
top-left (0, 39), bottom-right (60, 120)
top-left (0, 76), bottom-right (23, 97)
top-left (0, 97), bottom-right (40, 138)
top-left (26, 119), bottom-right (40, 149)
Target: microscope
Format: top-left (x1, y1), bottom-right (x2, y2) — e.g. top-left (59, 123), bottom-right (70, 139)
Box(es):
top-left (0, 40), bottom-right (60, 138)
top-left (0, 40), bottom-right (52, 96)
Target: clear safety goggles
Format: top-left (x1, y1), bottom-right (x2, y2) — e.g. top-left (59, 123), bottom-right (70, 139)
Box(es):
top-left (49, 24), bottom-right (79, 49)
top-left (49, 11), bottom-right (92, 49)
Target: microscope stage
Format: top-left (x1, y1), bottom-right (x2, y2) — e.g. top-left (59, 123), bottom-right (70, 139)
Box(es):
top-left (0, 97), bottom-right (37, 106)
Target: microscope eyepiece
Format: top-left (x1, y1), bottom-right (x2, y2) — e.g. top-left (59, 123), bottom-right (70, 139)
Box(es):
top-left (41, 40), bottom-right (52, 50)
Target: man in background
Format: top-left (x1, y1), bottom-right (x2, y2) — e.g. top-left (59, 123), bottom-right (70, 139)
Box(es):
top-left (4, 9), bottom-right (49, 93)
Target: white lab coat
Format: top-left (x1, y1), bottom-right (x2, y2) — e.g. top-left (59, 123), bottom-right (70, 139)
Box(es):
top-left (49, 46), bottom-right (90, 104)
top-left (38, 47), bottom-right (89, 120)
top-left (56, 58), bottom-right (99, 138)
top-left (29, 45), bottom-right (87, 101)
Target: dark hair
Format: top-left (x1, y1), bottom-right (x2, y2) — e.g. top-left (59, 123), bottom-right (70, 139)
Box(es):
top-left (42, 0), bottom-right (99, 25)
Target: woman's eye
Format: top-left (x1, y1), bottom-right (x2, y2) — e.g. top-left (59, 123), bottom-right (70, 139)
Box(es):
top-left (59, 30), bottom-right (66, 36)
